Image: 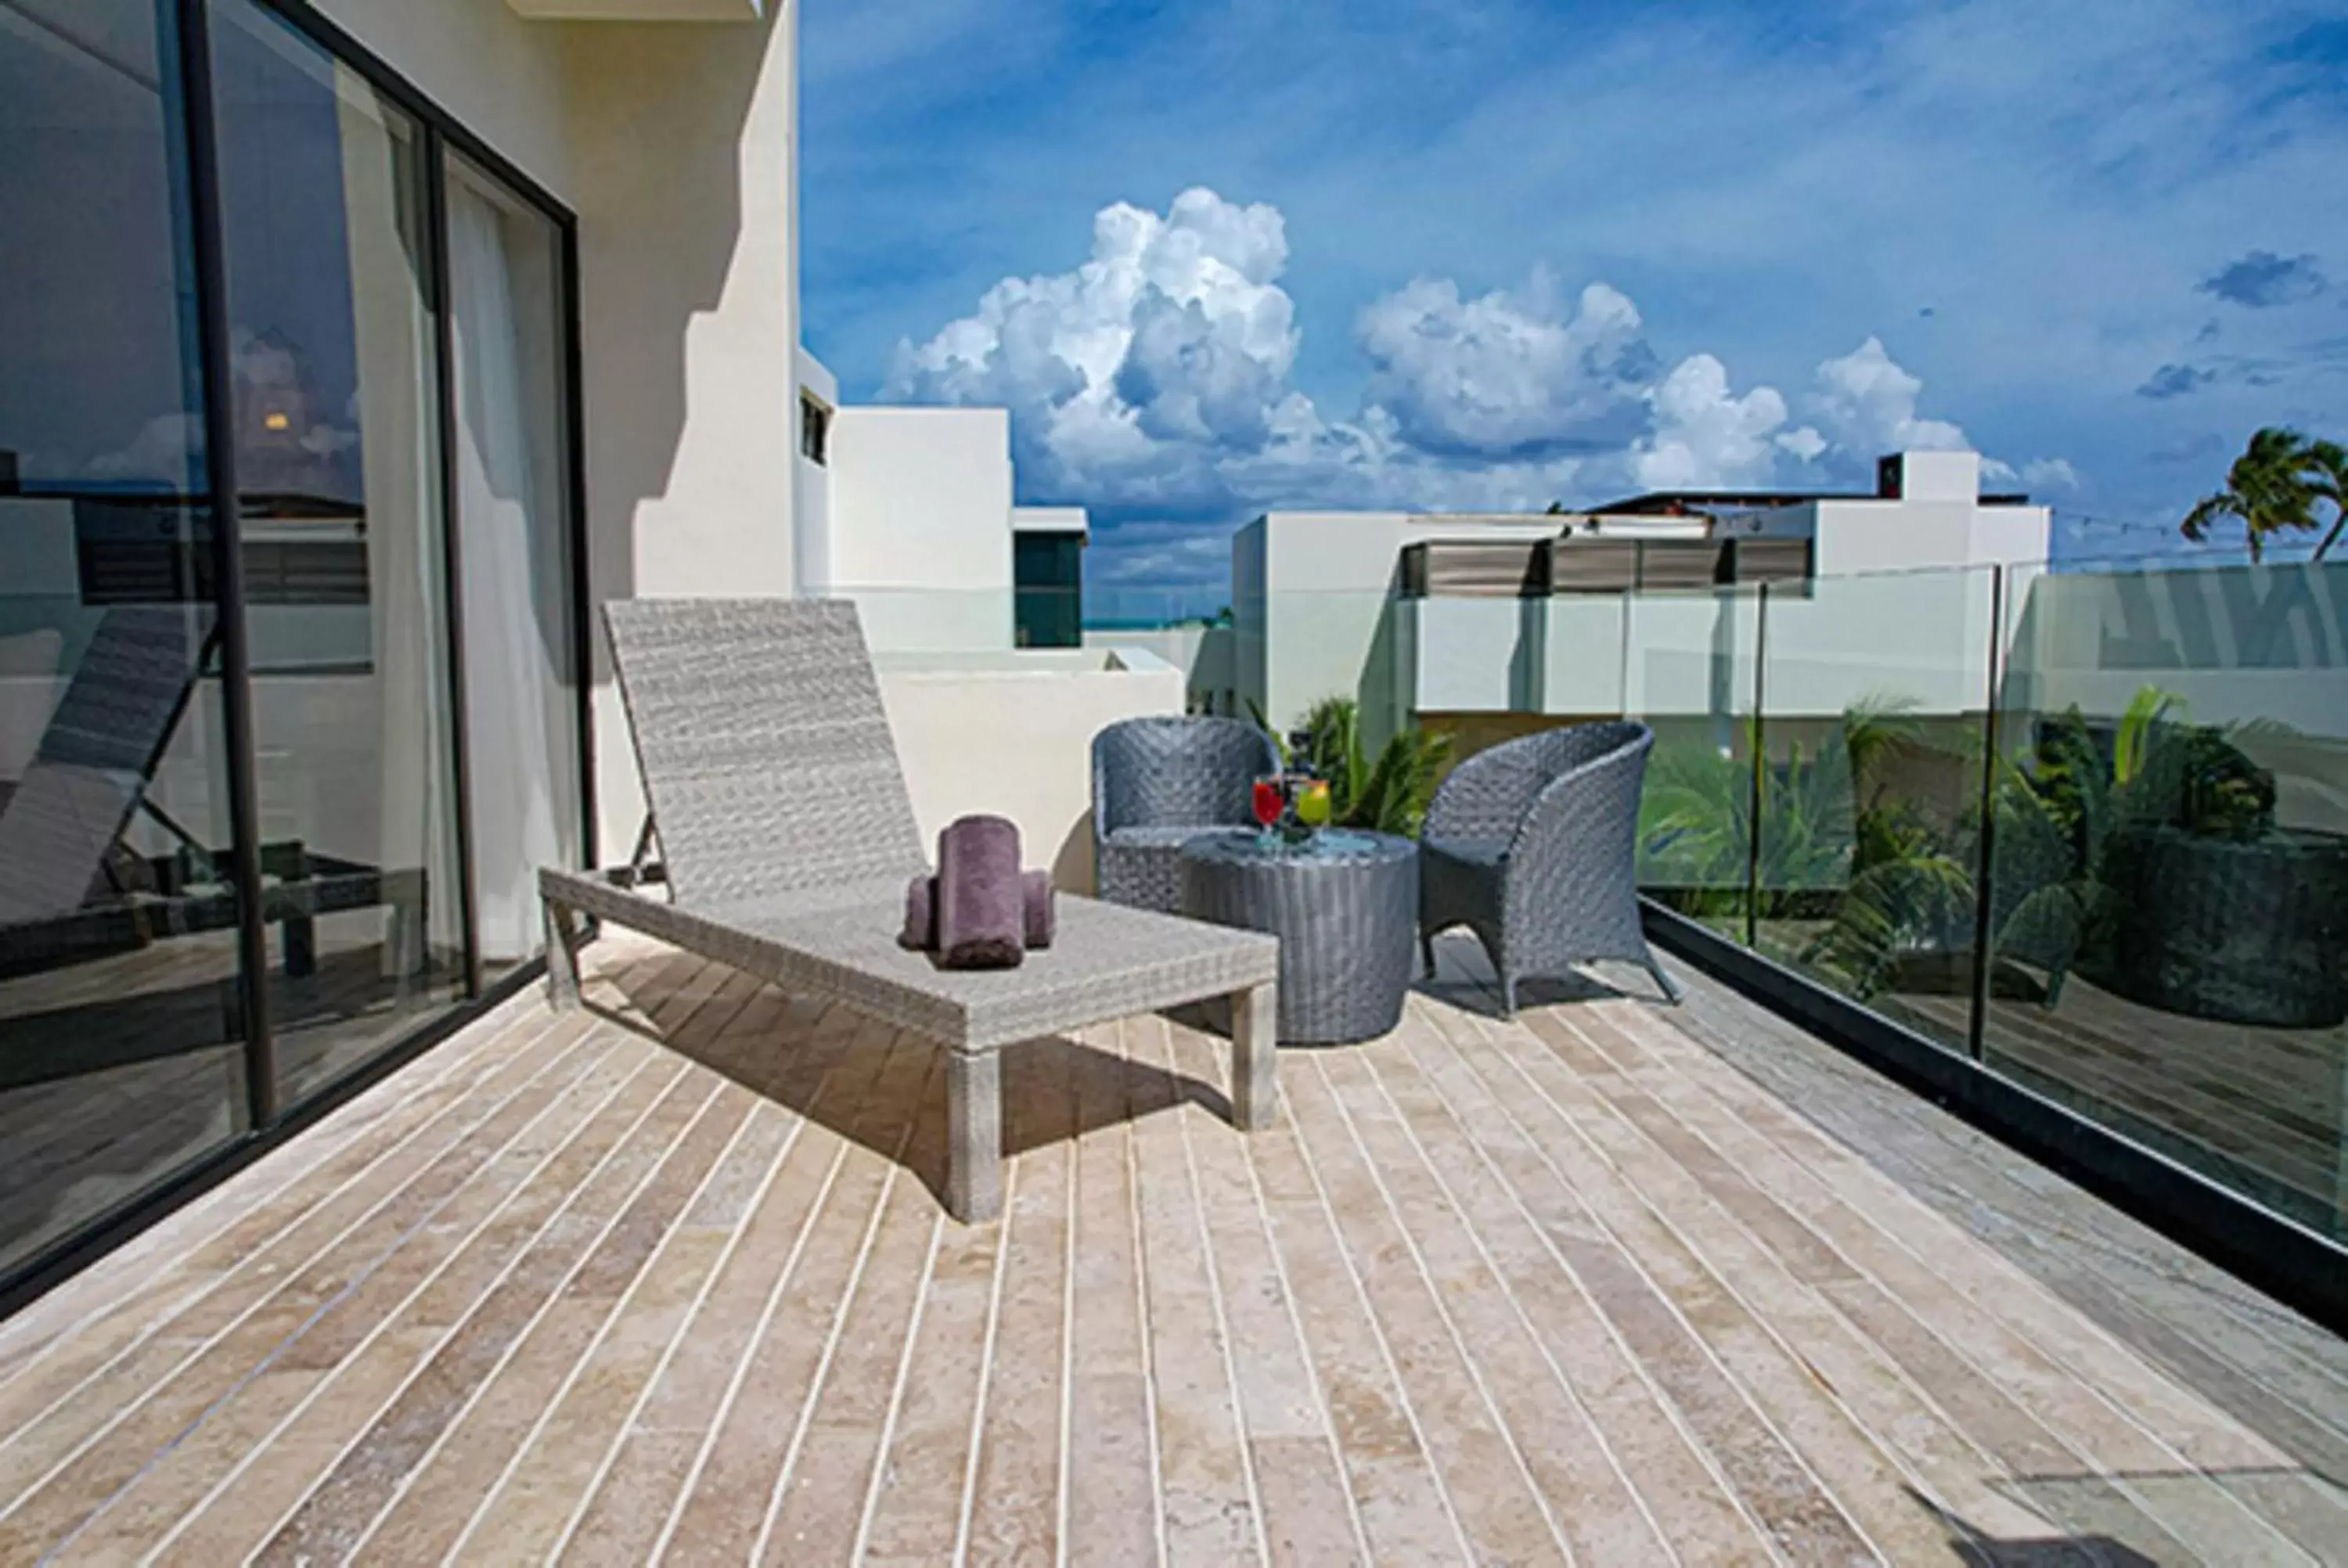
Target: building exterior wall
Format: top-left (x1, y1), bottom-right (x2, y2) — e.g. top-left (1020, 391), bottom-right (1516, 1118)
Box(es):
top-left (1236, 454), bottom-right (2053, 753)
top-left (1080, 624), bottom-right (1239, 714)
top-left (826, 406), bottom-right (1015, 651)
top-left (1241, 511), bottom-right (1559, 743)
top-left (567, 13), bottom-right (801, 856)
top-left (793, 346), bottom-right (837, 592)
top-left (1808, 498), bottom-right (2044, 577)
top-left (1232, 518), bottom-right (1268, 723)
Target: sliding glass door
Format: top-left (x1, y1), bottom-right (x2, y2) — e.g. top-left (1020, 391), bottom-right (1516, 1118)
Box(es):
top-left (209, 0), bottom-right (467, 1102)
top-left (0, 0), bottom-right (585, 1297)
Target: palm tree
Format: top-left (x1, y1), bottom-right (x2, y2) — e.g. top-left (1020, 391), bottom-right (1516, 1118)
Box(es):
top-left (2312, 439), bottom-right (2348, 561)
top-left (2181, 427), bottom-right (2347, 561)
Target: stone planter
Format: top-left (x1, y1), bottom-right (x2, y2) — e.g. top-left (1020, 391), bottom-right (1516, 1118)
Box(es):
top-left (2089, 824), bottom-right (2348, 1028)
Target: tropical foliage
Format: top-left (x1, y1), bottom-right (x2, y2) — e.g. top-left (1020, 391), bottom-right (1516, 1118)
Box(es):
top-left (2181, 426), bottom-right (2348, 562)
top-left (1633, 687), bottom-right (2280, 1003)
top-left (1253, 696), bottom-right (1453, 836)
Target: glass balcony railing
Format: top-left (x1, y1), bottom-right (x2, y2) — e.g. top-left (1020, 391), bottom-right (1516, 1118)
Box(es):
top-left (1590, 556), bottom-right (2343, 1246)
top-left (1975, 557), bottom-right (2348, 1239)
top-left (1037, 556), bottom-right (2343, 1250)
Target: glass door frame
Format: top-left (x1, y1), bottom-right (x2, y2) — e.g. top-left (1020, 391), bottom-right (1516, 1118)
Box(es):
top-left (1, 0), bottom-right (592, 1316)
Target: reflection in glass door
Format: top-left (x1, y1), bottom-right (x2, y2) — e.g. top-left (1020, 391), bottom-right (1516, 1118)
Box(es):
top-left (446, 152), bottom-right (582, 978)
top-left (208, 0), bottom-right (466, 1102)
top-left (0, 0), bottom-right (250, 1278)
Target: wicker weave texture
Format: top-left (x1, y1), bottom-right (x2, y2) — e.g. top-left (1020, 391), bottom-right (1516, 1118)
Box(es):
top-left (1093, 717), bottom-right (1280, 912)
top-left (1420, 721), bottom-right (1679, 1011)
top-left (601, 598), bottom-right (927, 909)
top-left (571, 599), bottom-right (1280, 1052)
top-left (543, 872), bottom-right (1273, 1053)
top-left (1181, 829), bottom-right (1416, 1044)
top-left (0, 608), bottom-right (203, 925)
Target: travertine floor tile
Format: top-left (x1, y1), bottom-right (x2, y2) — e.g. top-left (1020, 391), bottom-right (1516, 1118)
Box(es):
top-left (0, 933), bottom-right (2335, 1567)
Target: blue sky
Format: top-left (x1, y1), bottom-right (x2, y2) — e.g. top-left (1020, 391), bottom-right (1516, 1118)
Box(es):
top-left (800, 0), bottom-right (2348, 601)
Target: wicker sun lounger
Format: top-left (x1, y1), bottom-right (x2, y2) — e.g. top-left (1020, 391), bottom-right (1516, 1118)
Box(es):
top-left (538, 598), bottom-right (1280, 1223)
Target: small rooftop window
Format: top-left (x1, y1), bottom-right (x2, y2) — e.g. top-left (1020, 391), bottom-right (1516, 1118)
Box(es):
top-left (799, 392), bottom-right (831, 466)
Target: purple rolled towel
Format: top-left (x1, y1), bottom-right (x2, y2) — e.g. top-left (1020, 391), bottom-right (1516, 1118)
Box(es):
top-left (907, 868), bottom-right (1051, 951)
top-left (899, 875), bottom-right (936, 951)
top-left (1023, 870), bottom-right (1054, 949)
top-left (938, 815), bottom-right (1025, 969)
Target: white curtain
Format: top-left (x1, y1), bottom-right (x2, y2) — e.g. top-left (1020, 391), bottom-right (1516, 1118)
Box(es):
top-left (448, 174), bottom-right (563, 962)
top-left (339, 64), bottom-right (456, 984)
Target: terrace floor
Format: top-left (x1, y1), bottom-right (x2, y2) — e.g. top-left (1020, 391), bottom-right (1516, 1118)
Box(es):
top-left (0, 932), bottom-right (2343, 1565)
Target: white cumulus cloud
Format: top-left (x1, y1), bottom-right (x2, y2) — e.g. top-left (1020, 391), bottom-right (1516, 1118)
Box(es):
top-left (887, 187), bottom-right (1302, 505)
top-left (1630, 354), bottom-right (1792, 491)
top-left (1354, 272), bottom-right (1657, 459)
top-left (1807, 336), bottom-right (1972, 455)
top-left (884, 189), bottom-right (2062, 533)
top-left (2020, 456), bottom-right (2081, 491)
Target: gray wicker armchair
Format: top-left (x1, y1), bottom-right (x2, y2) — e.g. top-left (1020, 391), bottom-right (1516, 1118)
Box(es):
top-left (1093, 717), bottom-right (1281, 912)
top-left (1418, 721), bottom-right (1681, 1014)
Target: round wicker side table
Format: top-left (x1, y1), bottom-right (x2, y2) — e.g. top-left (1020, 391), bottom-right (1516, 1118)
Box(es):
top-left (1179, 828), bottom-right (1419, 1045)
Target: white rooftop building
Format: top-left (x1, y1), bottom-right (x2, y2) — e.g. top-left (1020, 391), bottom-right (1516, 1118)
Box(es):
top-left (1220, 449), bottom-right (2052, 745)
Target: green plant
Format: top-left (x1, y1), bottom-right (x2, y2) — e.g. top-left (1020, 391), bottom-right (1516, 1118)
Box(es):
top-left (1637, 684), bottom-right (2284, 1004)
top-left (1792, 698), bottom-right (1979, 996)
top-left (1252, 696), bottom-right (1452, 836)
top-left (1637, 716), bottom-right (1861, 921)
top-left (1964, 686), bottom-right (2279, 998)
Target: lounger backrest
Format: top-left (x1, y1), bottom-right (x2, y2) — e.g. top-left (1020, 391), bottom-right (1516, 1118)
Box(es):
top-left (0, 608), bottom-right (205, 926)
top-left (602, 597), bottom-right (926, 908)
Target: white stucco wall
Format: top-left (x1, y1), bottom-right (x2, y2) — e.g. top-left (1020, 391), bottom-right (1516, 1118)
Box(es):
top-left (1761, 566), bottom-right (1997, 717)
top-left (826, 407), bottom-right (1014, 588)
top-left (794, 346), bottom-right (837, 592)
top-left (1809, 497), bottom-right (2051, 580)
top-left (565, 10), bottom-right (803, 857)
top-left (876, 649), bottom-right (1185, 891)
top-left (1233, 519), bottom-right (1268, 722)
top-left (1082, 624), bottom-right (1240, 715)
top-left (1540, 597), bottom-right (1630, 716)
top-left (1412, 599), bottom-right (1546, 714)
top-left (826, 407), bottom-right (1015, 652)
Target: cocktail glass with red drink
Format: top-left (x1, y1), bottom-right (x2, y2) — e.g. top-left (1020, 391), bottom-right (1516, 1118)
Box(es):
top-left (1252, 774), bottom-right (1284, 850)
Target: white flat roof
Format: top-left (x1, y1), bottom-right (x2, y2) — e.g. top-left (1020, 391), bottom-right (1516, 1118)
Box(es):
top-left (1012, 505), bottom-right (1089, 538)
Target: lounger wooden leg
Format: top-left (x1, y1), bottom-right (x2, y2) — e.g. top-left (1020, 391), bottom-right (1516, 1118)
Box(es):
top-left (545, 901), bottom-right (582, 1011)
top-left (284, 912), bottom-right (316, 979)
top-left (389, 897), bottom-right (428, 980)
top-left (1231, 982), bottom-right (1277, 1131)
top-left (947, 1049), bottom-right (1003, 1224)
